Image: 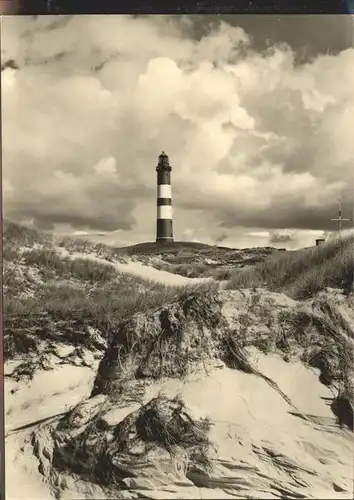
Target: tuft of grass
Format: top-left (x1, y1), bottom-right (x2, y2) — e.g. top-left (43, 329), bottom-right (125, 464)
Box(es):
top-left (55, 235), bottom-right (121, 262)
top-left (227, 236), bottom-right (354, 298)
top-left (116, 395), bottom-right (211, 454)
top-left (53, 395), bottom-right (213, 487)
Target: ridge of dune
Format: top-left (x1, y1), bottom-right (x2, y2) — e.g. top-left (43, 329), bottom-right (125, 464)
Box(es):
top-left (64, 250), bottom-right (215, 286)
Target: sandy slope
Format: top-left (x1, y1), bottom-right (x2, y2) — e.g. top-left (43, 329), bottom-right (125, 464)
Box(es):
top-left (6, 430), bottom-right (55, 499)
top-left (65, 250), bottom-right (214, 286)
top-left (113, 259), bottom-right (213, 286)
top-left (5, 358), bottom-right (353, 499)
top-left (5, 364), bottom-right (97, 434)
top-left (5, 360), bottom-right (100, 500)
top-left (136, 358), bottom-right (353, 499)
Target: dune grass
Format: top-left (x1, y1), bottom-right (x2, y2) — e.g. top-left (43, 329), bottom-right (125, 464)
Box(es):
top-left (20, 247), bottom-right (119, 283)
top-left (227, 236), bottom-right (353, 298)
top-left (4, 277), bottom-right (218, 360)
top-left (5, 275), bottom-right (217, 321)
top-left (3, 219), bottom-right (122, 265)
top-left (55, 234), bottom-right (122, 262)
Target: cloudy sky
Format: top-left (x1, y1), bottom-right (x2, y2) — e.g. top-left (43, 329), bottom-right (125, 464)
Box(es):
top-left (2, 15), bottom-right (354, 249)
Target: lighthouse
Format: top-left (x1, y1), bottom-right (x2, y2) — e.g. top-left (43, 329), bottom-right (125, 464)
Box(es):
top-left (156, 151), bottom-right (174, 243)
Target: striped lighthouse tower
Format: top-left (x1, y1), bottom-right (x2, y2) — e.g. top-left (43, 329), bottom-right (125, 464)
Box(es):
top-left (156, 151), bottom-right (174, 243)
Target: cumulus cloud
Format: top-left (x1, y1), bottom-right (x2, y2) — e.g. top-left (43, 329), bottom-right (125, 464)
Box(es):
top-left (2, 15), bottom-right (353, 244)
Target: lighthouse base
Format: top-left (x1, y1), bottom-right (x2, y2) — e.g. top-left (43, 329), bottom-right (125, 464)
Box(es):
top-left (156, 238), bottom-right (174, 244)
top-left (156, 218), bottom-right (173, 243)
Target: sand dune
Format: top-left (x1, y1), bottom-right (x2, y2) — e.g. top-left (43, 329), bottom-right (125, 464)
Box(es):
top-left (4, 243), bottom-right (354, 499)
top-left (5, 357), bottom-right (353, 499)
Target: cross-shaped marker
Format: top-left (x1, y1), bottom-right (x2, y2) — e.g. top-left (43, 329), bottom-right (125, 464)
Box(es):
top-left (329, 197), bottom-right (351, 238)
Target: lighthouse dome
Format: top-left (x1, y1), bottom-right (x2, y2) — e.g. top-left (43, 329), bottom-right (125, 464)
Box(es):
top-left (157, 151), bottom-right (171, 170)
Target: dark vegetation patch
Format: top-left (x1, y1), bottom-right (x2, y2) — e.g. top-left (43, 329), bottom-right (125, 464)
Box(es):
top-left (51, 395), bottom-right (213, 488)
top-left (91, 292), bottom-right (225, 396)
